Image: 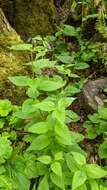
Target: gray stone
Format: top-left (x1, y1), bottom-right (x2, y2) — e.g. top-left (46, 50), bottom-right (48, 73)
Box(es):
top-left (81, 78), bottom-right (107, 112)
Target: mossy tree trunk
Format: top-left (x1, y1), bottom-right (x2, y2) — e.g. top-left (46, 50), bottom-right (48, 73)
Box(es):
top-left (0, 8), bottom-right (29, 100)
top-left (0, 0), bottom-right (56, 37)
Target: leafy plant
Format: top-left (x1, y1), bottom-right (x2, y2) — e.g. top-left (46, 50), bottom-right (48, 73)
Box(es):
top-left (1, 21), bottom-right (107, 189)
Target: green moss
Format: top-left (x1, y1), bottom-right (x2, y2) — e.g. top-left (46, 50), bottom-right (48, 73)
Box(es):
top-left (0, 30), bottom-right (30, 100)
top-left (14, 0), bottom-right (56, 36)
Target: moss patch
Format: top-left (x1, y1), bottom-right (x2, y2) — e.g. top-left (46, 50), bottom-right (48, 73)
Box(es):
top-left (14, 0), bottom-right (56, 36)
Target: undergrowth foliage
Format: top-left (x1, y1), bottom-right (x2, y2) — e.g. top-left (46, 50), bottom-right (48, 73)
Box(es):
top-left (1, 20), bottom-right (107, 189)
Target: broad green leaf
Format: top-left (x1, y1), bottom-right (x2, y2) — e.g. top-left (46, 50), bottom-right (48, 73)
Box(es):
top-left (35, 162), bottom-right (48, 176)
top-left (50, 172), bottom-right (65, 189)
top-left (51, 161), bottom-right (62, 177)
top-left (86, 127), bottom-right (97, 139)
top-left (88, 113), bottom-right (100, 123)
top-left (27, 135), bottom-right (50, 151)
top-left (70, 131), bottom-right (84, 143)
top-left (71, 152), bottom-right (86, 166)
top-left (10, 44), bottom-right (33, 51)
top-left (54, 152), bottom-right (63, 161)
top-left (82, 14), bottom-right (98, 22)
top-left (75, 62), bottom-right (89, 70)
top-left (76, 184), bottom-right (87, 190)
top-left (6, 155), bottom-right (30, 190)
top-left (26, 87), bottom-right (39, 98)
top-left (57, 54), bottom-right (74, 63)
top-left (99, 183), bottom-right (107, 190)
top-left (53, 109), bottom-right (65, 124)
top-left (64, 84), bottom-right (80, 96)
top-left (63, 171), bottom-right (73, 186)
top-left (39, 77), bottom-right (66, 91)
top-left (99, 140), bottom-right (107, 159)
top-left (0, 137), bottom-right (12, 164)
top-left (15, 99), bottom-right (40, 119)
top-left (23, 153), bottom-right (37, 178)
top-left (37, 176), bottom-right (49, 190)
top-left (58, 97), bottom-right (75, 109)
top-left (37, 155), bottom-right (52, 165)
top-left (26, 122), bottom-right (50, 134)
top-left (34, 100), bottom-right (55, 111)
top-left (65, 154), bottom-right (79, 173)
top-left (31, 59), bottom-right (56, 74)
top-left (66, 110), bottom-right (80, 123)
top-left (0, 175), bottom-right (12, 190)
top-left (0, 99), bottom-right (12, 116)
top-left (55, 123), bottom-right (72, 145)
top-left (89, 179), bottom-right (99, 190)
top-left (0, 119), bottom-right (5, 128)
top-left (98, 106), bottom-right (107, 120)
top-left (0, 166), bottom-right (6, 175)
top-left (72, 170), bottom-right (87, 190)
top-left (62, 25), bottom-right (78, 37)
top-left (8, 76), bottom-right (30, 87)
top-left (86, 164), bottom-right (107, 179)
top-left (70, 73), bottom-right (80, 78)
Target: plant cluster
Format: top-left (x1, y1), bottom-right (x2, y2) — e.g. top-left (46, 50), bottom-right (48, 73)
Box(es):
top-left (0, 22), bottom-right (107, 190)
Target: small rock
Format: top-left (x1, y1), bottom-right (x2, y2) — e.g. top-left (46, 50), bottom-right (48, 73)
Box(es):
top-left (81, 78), bottom-right (107, 112)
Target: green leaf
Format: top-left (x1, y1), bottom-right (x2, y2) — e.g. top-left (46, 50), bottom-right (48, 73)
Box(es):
top-left (54, 152), bottom-right (63, 161)
top-left (26, 122), bottom-right (50, 134)
top-left (98, 106), bottom-right (107, 120)
top-left (0, 166), bottom-right (6, 175)
top-left (70, 131), bottom-right (84, 143)
top-left (10, 44), bottom-right (33, 51)
top-left (6, 155), bottom-right (30, 190)
top-left (34, 162), bottom-right (48, 176)
top-left (56, 54), bottom-right (74, 64)
top-left (66, 110), bottom-right (80, 123)
top-left (0, 119), bottom-right (5, 128)
top-left (89, 179), bottom-right (99, 190)
top-left (0, 137), bottom-right (12, 164)
top-left (88, 113), bottom-right (100, 123)
top-left (64, 84), bottom-right (80, 96)
top-left (76, 184), bottom-right (87, 190)
top-left (71, 152), bottom-right (86, 166)
top-left (8, 76), bottom-right (30, 87)
top-left (31, 59), bottom-right (56, 74)
top-left (37, 155), bottom-right (52, 165)
top-left (51, 161), bottom-right (62, 177)
top-left (39, 77), bottom-right (66, 91)
top-left (58, 97), bottom-right (75, 109)
top-left (23, 154), bottom-right (37, 179)
top-left (75, 62), bottom-right (89, 70)
top-left (34, 100), bottom-right (55, 111)
top-left (99, 183), bottom-right (107, 190)
top-left (72, 170), bottom-right (87, 190)
top-left (37, 176), bottom-right (49, 190)
top-left (53, 109), bottom-right (65, 124)
top-left (99, 140), bottom-right (107, 159)
top-left (63, 171), bottom-right (72, 186)
top-left (27, 135), bottom-right (50, 151)
top-left (0, 175), bottom-right (12, 190)
top-left (86, 164), bottom-right (107, 179)
top-left (55, 123), bottom-right (72, 145)
top-left (65, 154), bottom-right (79, 173)
top-left (0, 99), bottom-right (12, 116)
top-left (62, 25), bottom-right (78, 37)
top-left (50, 172), bottom-right (65, 189)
